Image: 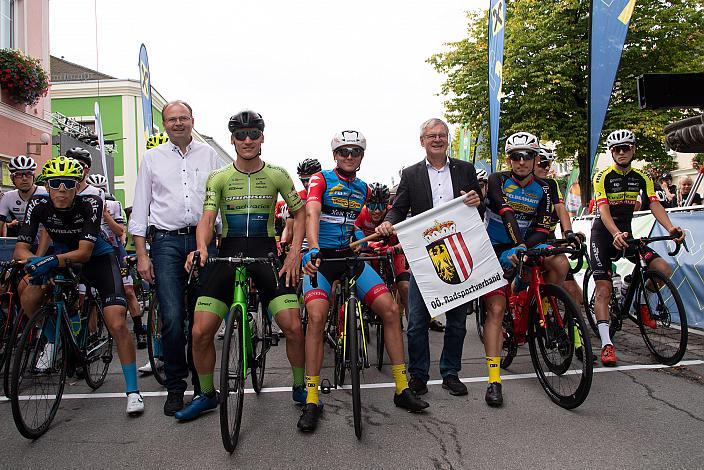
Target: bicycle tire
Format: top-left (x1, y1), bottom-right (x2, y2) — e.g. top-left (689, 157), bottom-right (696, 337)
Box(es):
top-left (582, 268), bottom-right (619, 338)
top-left (82, 297), bottom-right (113, 389)
top-left (220, 306), bottom-right (245, 453)
top-left (250, 298), bottom-right (269, 394)
top-left (146, 296), bottom-right (166, 386)
top-left (0, 295), bottom-right (11, 375)
top-left (637, 270), bottom-right (688, 365)
top-left (335, 291), bottom-right (346, 387)
top-left (528, 284), bottom-right (593, 410)
top-left (375, 317), bottom-right (384, 371)
top-left (348, 296), bottom-right (362, 439)
top-left (10, 308), bottom-right (68, 439)
top-left (476, 300), bottom-right (516, 369)
top-left (3, 311), bottom-right (26, 398)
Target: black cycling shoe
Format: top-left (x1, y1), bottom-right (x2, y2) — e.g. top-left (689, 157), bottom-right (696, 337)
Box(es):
top-left (297, 403), bottom-right (323, 432)
top-left (485, 383), bottom-right (503, 407)
top-left (442, 375), bottom-right (468, 396)
top-left (575, 346), bottom-right (597, 364)
top-left (394, 388), bottom-right (429, 412)
top-left (163, 392), bottom-right (185, 416)
top-left (408, 377), bottom-right (428, 396)
top-left (429, 319), bottom-right (445, 332)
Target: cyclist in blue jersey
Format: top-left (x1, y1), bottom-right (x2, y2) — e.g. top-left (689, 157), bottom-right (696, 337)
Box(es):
top-left (481, 132), bottom-right (569, 407)
top-left (298, 130), bottom-right (429, 432)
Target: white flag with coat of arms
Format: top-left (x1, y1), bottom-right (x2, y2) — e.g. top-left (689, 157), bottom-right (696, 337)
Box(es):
top-left (395, 196), bottom-right (506, 317)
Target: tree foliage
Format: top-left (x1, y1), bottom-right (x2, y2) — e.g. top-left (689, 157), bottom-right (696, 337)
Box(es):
top-left (428, 0), bottom-right (704, 170)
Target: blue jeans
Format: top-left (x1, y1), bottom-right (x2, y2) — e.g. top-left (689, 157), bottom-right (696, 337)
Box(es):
top-left (407, 274), bottom-right (468, 382)
top-left (150, 232), bottom-right (215, 394)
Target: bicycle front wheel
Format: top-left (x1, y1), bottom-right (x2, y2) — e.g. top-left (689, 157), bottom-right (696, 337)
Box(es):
top-left (10, 308), bottom-right (67, 439)
top-left (83, 299), bottom-right (113, 389)
top-left (638, 270), bottom-right (688, 365)
top-left (220, 306), bottom-right (245, 453)
top-left (347, 297), bottom-right (362, 439)
top-left (528, 284), bottom-right (593, 410)
top-left (582, 268), bottom-right (620, 338)
top-left (146, 296), bottom-right (166, 386)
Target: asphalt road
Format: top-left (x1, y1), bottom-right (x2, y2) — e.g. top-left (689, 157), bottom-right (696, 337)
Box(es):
top-left (2, 313), bottom-right (704, 470)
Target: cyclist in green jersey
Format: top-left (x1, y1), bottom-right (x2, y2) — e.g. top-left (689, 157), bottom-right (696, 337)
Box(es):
top-left (175, 111), bottom-right (307, 421)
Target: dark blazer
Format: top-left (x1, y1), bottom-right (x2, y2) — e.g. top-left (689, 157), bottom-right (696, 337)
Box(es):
top-left (386, 157), bottom-right (484, 225)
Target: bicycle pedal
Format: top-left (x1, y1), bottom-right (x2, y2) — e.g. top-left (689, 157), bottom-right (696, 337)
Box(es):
top-left (270, 334), bottom-right (279, 346)
top-left (320, 378), bottom-right (332, 394)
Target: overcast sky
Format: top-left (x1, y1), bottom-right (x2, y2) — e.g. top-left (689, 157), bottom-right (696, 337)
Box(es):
top-left (50, 0), bottom-right (485, 188)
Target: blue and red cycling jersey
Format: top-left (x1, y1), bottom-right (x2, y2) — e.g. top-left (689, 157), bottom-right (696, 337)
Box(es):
top-left (306, 169), bottom-right (371, 250)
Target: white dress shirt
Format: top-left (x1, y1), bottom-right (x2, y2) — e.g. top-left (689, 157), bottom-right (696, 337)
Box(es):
top-left (426, 158), bottom-right (453, 208)
top-left (129, 139), bottom-right (222, 237)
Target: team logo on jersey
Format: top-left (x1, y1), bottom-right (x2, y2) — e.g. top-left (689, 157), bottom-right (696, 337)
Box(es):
top-left (424, 220), bottom-right (473, 285)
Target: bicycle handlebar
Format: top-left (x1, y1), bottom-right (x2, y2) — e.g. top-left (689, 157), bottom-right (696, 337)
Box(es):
top-left (624, 233), bottom-right (686, 257)
top-left (205, 252), bottom-right (281, 290)
top-left (308, 252), bottom-right (391, 289)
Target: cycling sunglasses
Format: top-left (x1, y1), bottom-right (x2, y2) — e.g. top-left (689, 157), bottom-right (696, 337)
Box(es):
top-left (611, 144), bottom-right (633, 153)
top-left (299, 177), bottom-right (310, 185)
top-left (335, 147), bottom-right (364, 158)
top-left (233, 129), bottom-right (263, 141)
top-left (47, 178), bottom-right (78, 190)
top-left (508, 151), bottom-right (537, 161)
top-left (537, 160), bottom-right (551, 169)
top-left (11, 171), bottom-right (34, 179)
top-left (368, 202), bottom-right (387, 211)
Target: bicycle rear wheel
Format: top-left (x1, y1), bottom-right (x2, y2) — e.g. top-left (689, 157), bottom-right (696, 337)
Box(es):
top-left (82, 298), bottom-right (113, 389)
top-left (348, 297), bottom-right (362, 439)
top-left (220, 306), bottom-right (245, 453)
top-left (375, 316), bottom-right (384, 371)
top-left (476, 300), bottom-right (516, 369)
top-left (582, 268), bottom-right (620, 338)
top-left (334, 292), bottom-right (346, 387)
top-left (146, 296), bottom-right (166, 386)
top-left (3, 311), bottom-right (26, 398)
top-left (638, 270), bottom-right (688, 365)
top-left (10, 308), bottom-right (68, 439)
top-left (250, 298), bottom-right (270, 394)
top-left (528, 284), bottom-right (593, 410)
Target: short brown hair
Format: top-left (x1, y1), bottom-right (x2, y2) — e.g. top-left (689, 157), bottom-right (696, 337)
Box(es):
top-left (162, 100), bottom-right (193, 118)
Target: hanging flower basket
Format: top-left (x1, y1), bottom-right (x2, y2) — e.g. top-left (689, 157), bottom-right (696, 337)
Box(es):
top-left (0, 48), bottom-right (50, 107)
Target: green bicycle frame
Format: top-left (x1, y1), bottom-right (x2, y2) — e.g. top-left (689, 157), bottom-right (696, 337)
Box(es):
top-left (230, 265), bottom-right (253, 378)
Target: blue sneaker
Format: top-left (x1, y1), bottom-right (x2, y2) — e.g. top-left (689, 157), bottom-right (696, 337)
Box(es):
top-left (174, 393), bottom-right (218, 421)
top-left (292, 385), bottom-right (307, 404)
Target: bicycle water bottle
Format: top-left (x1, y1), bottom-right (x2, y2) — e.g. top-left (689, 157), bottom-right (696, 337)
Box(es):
top-left (612, 273), bottom-right (623, 303)
top-left (621, 274), bottom-right (632, 298)
top-left (70, 311), bottom-right (81, 336)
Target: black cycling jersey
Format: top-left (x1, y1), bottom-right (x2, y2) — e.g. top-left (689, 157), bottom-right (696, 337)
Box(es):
top-left (592, 165), bottom-right (657, 232)
top-left (18, 194), bottom-right (113, 256)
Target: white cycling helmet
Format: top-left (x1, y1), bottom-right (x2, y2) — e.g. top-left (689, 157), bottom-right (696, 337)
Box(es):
top-left (86, 173), bottom-right (108, 189)
top-left (9, 155), bottom-right (37, 173)
top-left (605, 129), bottom-right (636, 149)
top-left (505, 132), bottom-right (540, 154)
top-left (476, 169), bottom-right (488, 181)
top-left (331, 130), bottom-right (367, 151)
top-left (538, 145), bottom-right (555, 161)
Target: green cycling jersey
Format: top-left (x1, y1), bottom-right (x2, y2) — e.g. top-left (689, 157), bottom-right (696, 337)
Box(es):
top-left (203, 162), bottom-right (304, 238)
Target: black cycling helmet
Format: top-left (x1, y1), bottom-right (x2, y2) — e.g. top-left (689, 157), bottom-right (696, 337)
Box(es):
top-left (297, 158), bottom-right (322, 176)
top-left (228, 110), bottom-right (265, 133)
top-left (661, 172), bottom-right (673, 181)
top-left (65, 147), bottom-right (92, 167)
top-left (368, 183), bottom-right (390, 205)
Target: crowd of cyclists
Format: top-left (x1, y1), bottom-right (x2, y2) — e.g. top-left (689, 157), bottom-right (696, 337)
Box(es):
top-left (0, 100), bottom-right (690, 438)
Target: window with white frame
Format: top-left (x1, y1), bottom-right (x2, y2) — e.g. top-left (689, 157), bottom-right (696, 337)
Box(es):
top-left (0, 0), bottom-right (13, 49)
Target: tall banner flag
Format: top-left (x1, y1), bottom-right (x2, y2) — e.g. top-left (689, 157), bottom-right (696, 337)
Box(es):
top-left (94, 101), bottom-right (110, 189)
top-left (459, 127), bottom-right (471, 161)
top-left (488, 0), bottom-right (506, 174)
top-left (138, 44), bottom-right (154, 141)
top-left (395, 196), bottom-right (506, 317)
top-left (589, 0), bottom-right (636, 174)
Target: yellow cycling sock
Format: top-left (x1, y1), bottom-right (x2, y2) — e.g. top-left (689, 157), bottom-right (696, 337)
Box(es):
top-left (487, 356), bottom-right (501, 384)
top-left (305, 375), bottom-right (320, 405)
top-left (391, 364), bottom-right (409, 395)
top-left (573, 325), bottom-right (582, 349)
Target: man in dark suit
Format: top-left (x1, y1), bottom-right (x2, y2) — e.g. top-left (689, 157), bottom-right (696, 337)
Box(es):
top-left (376, 118), bottom-right (482, 399)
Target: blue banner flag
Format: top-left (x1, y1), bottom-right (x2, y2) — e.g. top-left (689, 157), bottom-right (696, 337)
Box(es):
top-left (589, 0), bottom-right (636, 174)
top-left (138, 44), bottom-right (154, 142)
top-left (488, 0), bottom-right (506, 173)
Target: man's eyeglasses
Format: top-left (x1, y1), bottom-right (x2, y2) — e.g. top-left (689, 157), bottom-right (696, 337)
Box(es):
top-left (423, 133), bottom-right (448, 141)
top-left (11, 171), bottom-right (34, 179)
top-left (335, 147), bottom-right (364, 158)
top-left (165, 116), bottom-right (192, 124)
top-left (508, 151), bottom-right (537, 161)
top-left (368, 202), bottom-right (387, 212)
top-left (537, 160), bottom-right (551, 169)
top-left (47, 178), bottom-right (78, 190)
top-left (233, 129), bottom-right (263, 141)
top-left (611, 144), bottom-right (633, 154)
top-left (299, 177), bottom-right (310, 185)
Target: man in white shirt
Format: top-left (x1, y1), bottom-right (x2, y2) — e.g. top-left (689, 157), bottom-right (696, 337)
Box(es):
top-left (129, 101), bottom-right (222, 416)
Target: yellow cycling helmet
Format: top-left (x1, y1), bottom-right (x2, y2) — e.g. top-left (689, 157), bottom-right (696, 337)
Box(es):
top-left (146, 132), bottom-right (169, 149)
top-left (41, 156), bottom-right (83, 180)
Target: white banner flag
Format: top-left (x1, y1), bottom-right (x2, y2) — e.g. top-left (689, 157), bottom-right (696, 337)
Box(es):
top-left (395, 196), bottom-right (506, 317)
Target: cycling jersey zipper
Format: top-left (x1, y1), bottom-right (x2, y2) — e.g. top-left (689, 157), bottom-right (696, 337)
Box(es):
top-left (246, 173), bottom-right (251, 236)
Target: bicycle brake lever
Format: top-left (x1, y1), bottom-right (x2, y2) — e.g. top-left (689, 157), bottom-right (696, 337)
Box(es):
top-left (268, 253), bottom-right (281, 290)
top-left (187, 251), bottom-right (200, 286)
top-left (309, 252), bottom-right (320, 288)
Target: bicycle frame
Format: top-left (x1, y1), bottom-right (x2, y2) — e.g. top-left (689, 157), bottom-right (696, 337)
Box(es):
top-left (230, 265), bottom-right (253, 378)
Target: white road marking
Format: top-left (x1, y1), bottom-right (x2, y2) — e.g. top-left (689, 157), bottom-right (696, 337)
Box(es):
top-left (2, 359), bottom-right (702, 402)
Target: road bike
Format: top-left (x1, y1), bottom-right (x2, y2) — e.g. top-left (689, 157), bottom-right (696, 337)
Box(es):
top-left (582, 234), bottom-right (688, 365)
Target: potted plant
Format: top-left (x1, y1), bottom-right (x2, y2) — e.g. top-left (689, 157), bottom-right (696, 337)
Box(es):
top-left (0, 48), bottom-right (50, 107)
